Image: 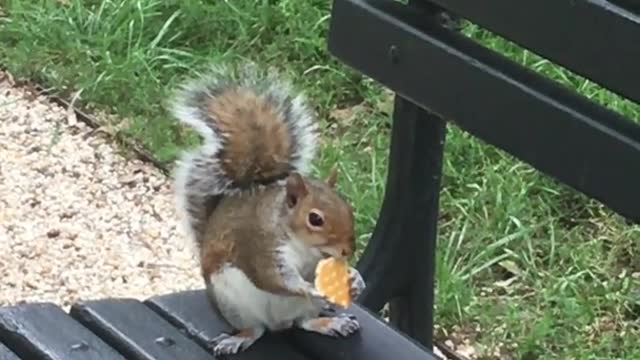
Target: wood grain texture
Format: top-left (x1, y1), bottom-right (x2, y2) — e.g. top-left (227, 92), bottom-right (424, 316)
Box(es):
top-left (70, 298), bottom-right (213, 360)
top-left (145, 290), bottom-right (311, 360)
top-left (0, 302), bottom-right (125, 360)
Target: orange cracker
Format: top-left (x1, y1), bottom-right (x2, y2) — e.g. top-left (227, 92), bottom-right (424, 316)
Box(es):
top-left (314, 258), bottom-right (351, 308)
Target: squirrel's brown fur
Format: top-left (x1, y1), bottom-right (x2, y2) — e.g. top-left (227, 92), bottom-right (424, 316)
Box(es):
top-left (207, 88), bottom-right (294, 185)
top-left (169, 63), bottom-right (365, 356)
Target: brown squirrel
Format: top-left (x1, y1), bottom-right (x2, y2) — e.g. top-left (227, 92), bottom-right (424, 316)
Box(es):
top-left (169, 64), bottom-right (366, 355)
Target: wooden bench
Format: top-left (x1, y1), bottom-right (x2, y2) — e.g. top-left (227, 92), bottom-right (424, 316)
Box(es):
top-left (0, 290), bottom-right (437, 359)
top-left (2, 0), bottom-right (640, 359)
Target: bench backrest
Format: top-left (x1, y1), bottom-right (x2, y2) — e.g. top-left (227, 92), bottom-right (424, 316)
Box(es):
top-left (328, 0), bottom-right (640, 223)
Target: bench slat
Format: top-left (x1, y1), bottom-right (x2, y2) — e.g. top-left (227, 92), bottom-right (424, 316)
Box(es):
top-left (145, 290), bottom-right (311, 360)
top-left (328, 0), bottom-right (640, 223)
top-left (69, 298), bottom-right (213, 360)
top-left (428, 0), bottom-right (640, 103)
top-left (0, 302), bottom-right (125, 360)
top-left (0, 341), bottom-right (21, 360)
top-left (287, 305), bottom-right (438, 360)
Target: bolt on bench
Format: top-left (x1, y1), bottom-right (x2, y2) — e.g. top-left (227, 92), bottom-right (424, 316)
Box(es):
top-left (2, 0), bottom-right (640, 359)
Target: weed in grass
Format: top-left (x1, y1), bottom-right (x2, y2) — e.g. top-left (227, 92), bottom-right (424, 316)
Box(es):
top-left (1, 1), bottom-right (639, 358)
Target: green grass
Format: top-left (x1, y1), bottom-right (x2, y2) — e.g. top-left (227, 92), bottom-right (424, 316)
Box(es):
top-left (1, 1), bottom-right (639, 358)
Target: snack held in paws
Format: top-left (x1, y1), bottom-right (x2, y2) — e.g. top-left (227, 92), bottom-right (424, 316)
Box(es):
top-left (315, 258), bottom-right (351, 308)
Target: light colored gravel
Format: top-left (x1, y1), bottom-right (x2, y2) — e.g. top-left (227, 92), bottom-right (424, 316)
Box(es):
top-left (0, 72), bottom-right (202, 310)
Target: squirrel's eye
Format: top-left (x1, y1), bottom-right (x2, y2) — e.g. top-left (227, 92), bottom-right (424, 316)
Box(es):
top-left (308, 211), bottom-right (324, 227)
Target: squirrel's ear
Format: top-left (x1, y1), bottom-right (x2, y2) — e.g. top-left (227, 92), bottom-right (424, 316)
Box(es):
top-left (325, 166), bottom-right (338, 188)
top-left (285, 172), bottom-right (308, 208)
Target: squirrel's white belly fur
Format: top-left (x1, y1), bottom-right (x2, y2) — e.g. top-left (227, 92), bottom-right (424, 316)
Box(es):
top-left (209, 267), bottom-right (319, 331)
top-left (208, 240), bottom-right (323, 331)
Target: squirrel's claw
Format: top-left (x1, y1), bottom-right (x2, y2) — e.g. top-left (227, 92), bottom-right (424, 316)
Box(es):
top-left (325, 314), bottom-right (360, 337)
top-left (209, 334), bottom-right (244, 355)
top-left (348, 267), bottom-right (366, 300)
top-left (208, 327), bottom-right (265, 355)
top-left (306, 287), bottom-right (332, 307)
top-left (296, 313), bottom-right (360, 337)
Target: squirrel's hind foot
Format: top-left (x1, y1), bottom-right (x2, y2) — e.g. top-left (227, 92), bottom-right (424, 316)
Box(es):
top-left (295, 313), bottom-right (360, 337)
top-left (209, 326), bottom-right (265, 355)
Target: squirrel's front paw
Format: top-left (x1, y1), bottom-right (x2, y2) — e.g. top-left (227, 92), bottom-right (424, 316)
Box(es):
top-left (348, 267), bottom-right (366, 300)
top-left (306, 287), bottom-right (331, 306)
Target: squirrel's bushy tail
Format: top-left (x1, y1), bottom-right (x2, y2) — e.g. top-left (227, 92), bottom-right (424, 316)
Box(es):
top-left (170, 63), bottom-right (318, 245)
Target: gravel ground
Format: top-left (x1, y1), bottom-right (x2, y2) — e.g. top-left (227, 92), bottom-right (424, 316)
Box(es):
top-left (0, 72), bottom-right (202, 310)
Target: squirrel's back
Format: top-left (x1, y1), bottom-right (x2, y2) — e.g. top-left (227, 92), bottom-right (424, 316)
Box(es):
top-left (169, 64), bottom-right (319, 246)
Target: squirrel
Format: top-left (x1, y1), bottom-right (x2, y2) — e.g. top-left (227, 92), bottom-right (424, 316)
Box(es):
top-left (169, 63), bottom-right (366, 356)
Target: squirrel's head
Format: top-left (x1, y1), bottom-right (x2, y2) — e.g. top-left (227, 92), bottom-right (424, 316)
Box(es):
top-left (285, 167), bottom-right (356, 260)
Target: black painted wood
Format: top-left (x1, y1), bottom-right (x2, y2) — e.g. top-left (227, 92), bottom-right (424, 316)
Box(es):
top-left (0, 290), bottom-right (442, 360)
top-left (0, 341), bottom-right (21, 360)
top-left (286, 305), bottom-right (438, 360)
top-left (145, 290), bottom-right (311, 360)
top-left (70, 298), bottom-right (214, 360)
top-left (428, 0), bottom-right (640, 104)
top-left (327, 0), bottom-right (640, 223)
top-left (0, 302), bottom-right (125, 360)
